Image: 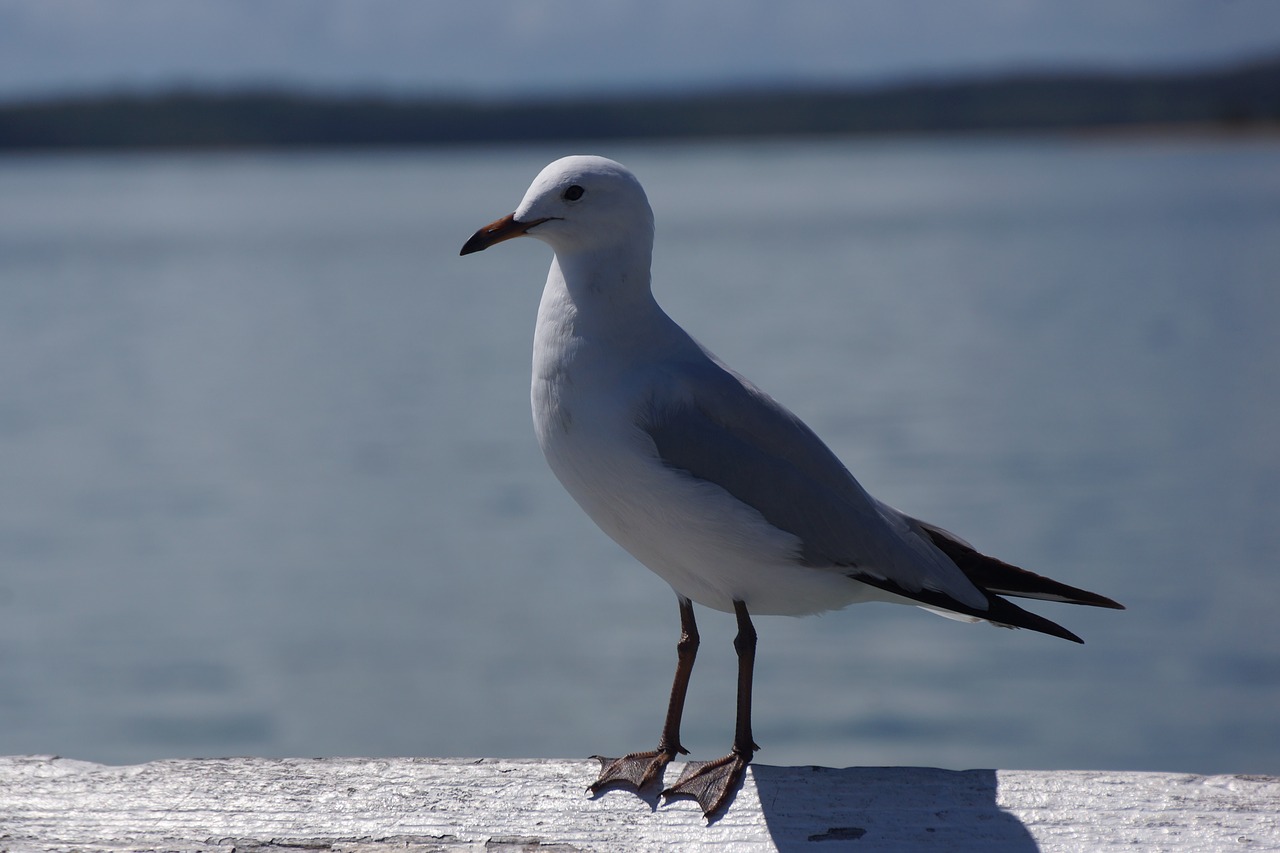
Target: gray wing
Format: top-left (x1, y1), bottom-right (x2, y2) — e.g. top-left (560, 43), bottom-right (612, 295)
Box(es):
top-left (639, 351), bottom-right (987, 610)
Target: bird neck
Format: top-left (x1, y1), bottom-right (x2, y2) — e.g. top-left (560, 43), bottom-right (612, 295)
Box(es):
top-left (548, 241), bottom-right (661, 334)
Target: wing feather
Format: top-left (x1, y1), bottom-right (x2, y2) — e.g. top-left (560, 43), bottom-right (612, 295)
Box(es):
top-left (640, 353), bottom-right (987, 611)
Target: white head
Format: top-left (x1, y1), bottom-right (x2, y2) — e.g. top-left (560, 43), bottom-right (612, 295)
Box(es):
top-left (460, 156), bottom-right (654, 258)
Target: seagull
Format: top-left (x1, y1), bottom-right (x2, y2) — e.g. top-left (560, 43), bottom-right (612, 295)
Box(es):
top-left (460, 155), bottom-right (1123, 817)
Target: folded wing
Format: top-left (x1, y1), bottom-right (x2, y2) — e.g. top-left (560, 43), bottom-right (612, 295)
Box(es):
top-left (640, 350), bottom-right (1122, 643)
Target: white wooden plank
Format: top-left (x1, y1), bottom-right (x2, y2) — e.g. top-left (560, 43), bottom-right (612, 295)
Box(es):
top-left (1, 756), bottom-right (1276, 852)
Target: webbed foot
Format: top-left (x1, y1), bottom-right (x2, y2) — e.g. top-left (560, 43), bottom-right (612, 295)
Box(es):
top-left (661, 748), bottom-right (752, 817)
top-left (589, 747), bottom-right (682, 794)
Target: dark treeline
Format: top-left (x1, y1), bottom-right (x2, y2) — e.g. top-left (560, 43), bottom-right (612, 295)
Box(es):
top-left (1, 54), bottom-right (1277, 151)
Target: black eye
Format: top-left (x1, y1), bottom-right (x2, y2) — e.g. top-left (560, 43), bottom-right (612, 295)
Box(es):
top-left (562, 185), bottom-right (585, 201)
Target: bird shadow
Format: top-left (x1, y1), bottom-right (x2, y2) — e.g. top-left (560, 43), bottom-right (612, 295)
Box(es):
top-left (585, 763), bottom-right (1039, 849)
top-left (750, 765), bottom-right (1039, 852)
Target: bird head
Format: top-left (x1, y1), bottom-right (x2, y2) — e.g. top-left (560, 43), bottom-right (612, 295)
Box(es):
top-left (460, 155), bottom-right (654, 257)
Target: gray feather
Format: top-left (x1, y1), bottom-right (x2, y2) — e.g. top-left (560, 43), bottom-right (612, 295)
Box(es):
top-left (639, 350), bottom-right (985, 608)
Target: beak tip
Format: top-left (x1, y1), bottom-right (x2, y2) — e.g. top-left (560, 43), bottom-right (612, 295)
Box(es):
top-left (459, 228), bottom-right (494, 256)
top-left (460, 212), bottom-right (523, 258)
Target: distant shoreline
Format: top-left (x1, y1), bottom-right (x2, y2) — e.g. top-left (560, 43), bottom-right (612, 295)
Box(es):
top-left (1, 54), bottom-right (1276, 152)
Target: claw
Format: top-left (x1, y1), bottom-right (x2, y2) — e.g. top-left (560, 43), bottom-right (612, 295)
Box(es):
top-left (661, 750), bottom-right (752, 817)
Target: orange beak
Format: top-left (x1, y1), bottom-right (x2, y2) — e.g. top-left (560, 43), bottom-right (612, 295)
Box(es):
top-left (460, 213), bottom-right (552, 256)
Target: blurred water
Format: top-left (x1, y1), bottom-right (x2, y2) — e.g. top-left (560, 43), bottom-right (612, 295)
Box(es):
top-left (0, 136), bottom-right (1277, 774)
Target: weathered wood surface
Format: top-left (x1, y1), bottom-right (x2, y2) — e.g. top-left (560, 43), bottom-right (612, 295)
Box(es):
top-left (1, 756), bottom-right (1277, 852)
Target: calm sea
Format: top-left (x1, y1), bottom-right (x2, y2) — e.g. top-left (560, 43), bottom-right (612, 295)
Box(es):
top-left (1, 136), bottom-right (1277, 774)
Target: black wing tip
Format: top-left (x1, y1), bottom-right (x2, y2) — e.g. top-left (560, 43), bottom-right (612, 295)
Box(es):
top-left (986, 596), bottom-right (1086, 644)
top-left (1035, 620), bottom-right (1085, 644)
top-left (918, 523), bottom-right (1124, 611)
top-left (848, 571), bottom-right (1090, 644)
top-left (1040, 589), bottom-right (1126, 610)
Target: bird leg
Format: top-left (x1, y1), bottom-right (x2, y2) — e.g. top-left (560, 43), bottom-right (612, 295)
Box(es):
top-left (663, 599), bottom-right (758, 817)
top-left (591, 596), bottom-right (699, 793)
